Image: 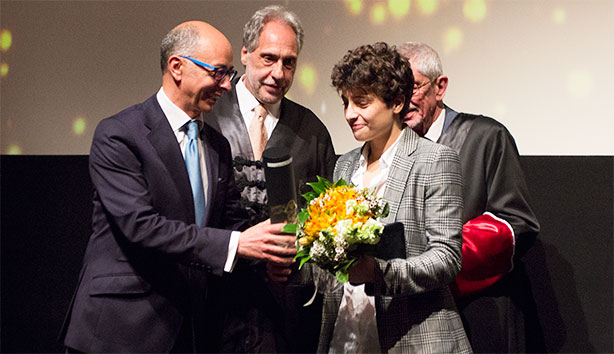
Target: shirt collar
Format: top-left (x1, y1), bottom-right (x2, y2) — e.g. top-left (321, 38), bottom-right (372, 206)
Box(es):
top-left (358, 128), bottom-right (405, 170)
top-left (156, 87), bottom-right (200, 133)
top-left (424, 108), bottom-right (446, 142)
top-left (236, 75), bottom-right (281, 119)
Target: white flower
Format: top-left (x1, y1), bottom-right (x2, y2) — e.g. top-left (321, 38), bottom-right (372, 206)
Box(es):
top-left (345, 199), bottom-right (357, 214)
top-left (334, 219), bottom-right (353, 238)
top-left (310, 240), bottom-right (325, 259)
top-left (358, 218), bottom-right (383, 244)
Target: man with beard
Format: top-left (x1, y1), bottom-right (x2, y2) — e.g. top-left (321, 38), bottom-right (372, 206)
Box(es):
top-left (203, 5), bottom-right (335, 353)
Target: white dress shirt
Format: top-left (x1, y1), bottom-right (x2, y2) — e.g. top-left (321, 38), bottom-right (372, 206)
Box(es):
top-left (424, 108), bottom-right (446, 142)
top-left (235, 76), bottom-right (281, 138)
top-left (156, 87), bottom-right (239, 272)
top-left (329, 129), bottom-right (405, 354)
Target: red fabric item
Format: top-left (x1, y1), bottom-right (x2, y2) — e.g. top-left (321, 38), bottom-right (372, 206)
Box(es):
top-left (454, 213), bottom-right (514, 296)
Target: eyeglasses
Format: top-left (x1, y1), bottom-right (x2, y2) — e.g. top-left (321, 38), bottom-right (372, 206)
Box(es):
top-left (180, 55), bottom-right (237, 83)
top-left (413, 80), bottom-right (433, 95)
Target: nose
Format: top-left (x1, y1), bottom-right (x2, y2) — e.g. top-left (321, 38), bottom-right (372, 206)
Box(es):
top-left (344, 102), bottom-right (358, 121)
top-left (271, 60), bottom-right (284, 80)
top-left (218, 75), bottom-right (232, 91)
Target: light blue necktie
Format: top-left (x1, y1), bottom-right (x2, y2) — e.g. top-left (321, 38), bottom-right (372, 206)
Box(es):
top-left (185, 120), bottom-right (205, 227)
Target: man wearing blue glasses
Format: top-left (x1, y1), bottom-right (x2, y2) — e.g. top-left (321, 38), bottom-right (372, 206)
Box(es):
top-left (60, 21), bottom-right (297, 353)
top-left (203, 5), bottom-right (336, 354)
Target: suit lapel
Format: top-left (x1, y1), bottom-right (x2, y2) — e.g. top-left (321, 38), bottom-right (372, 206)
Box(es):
top-left (201, 126), bottom-right (219, 225)
top-left (212, 86), bottom-right (254, 158)
top-left (382, 128), bottom-right (418, 224)
top-left (145, 96), bottom-right (194, 222)
top-left (267, 98), bottom-right (294, 148)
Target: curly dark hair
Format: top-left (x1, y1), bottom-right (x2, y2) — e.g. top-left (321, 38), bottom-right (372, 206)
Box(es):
top-left (331, 42), bottom-right (414, 119)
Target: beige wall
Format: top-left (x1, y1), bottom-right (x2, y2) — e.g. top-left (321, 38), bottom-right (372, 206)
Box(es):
top-left (1, 0), bottom-right (612, 155)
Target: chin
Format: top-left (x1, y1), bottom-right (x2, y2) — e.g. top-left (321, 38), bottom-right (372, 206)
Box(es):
top-left (405, 119), bottom-right (422, 129)
top-left (199, 103), bottom-right (214, 113)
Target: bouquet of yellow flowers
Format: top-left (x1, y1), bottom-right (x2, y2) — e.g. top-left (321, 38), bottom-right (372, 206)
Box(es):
top-left (283, 177), bottom-right (389, 283)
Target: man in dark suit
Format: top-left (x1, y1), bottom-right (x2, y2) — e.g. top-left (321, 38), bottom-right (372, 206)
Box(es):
top-left (59, 21), bottom-right (297, 353)
top-left (202, 5), bottom-right (335, 353)
top-left (399, 42), bottom-right (541, 353)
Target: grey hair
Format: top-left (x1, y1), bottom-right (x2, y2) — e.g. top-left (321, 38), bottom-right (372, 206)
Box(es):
top-left (397, 42), bottom-right (443, 81)
top-left (160, 24), bottom-right (199, 73)
top-left (243, 5), bottom-right (304, 53)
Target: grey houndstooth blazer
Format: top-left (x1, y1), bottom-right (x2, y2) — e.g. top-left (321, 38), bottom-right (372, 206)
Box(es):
top-left (317, 127), bottom-right (472, 353)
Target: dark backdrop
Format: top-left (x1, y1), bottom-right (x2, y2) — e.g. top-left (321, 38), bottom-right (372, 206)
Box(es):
top-left (1, 155), bottom-right (612, 353)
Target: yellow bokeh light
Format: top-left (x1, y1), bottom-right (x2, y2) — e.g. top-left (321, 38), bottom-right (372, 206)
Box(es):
top-left (388, 0), bottom-right (410, 19)
top-left (7, 144), bottom-right (22, 155)
top-left (370, 3), bottom-right (388, 25)
top-left (463, 0), bottom-right (487, 22)
top-left (73, 117), bottom-right (87, 135)
top-left (553, 8), bottom-right (566, 24)
top-left (0, 63), bottom-right (8, 77)
top-left (299, 64), bottom-right (317, 96)
top-left (1, 30), bottom-right (12, 51)
top-left (443, 27), bottom-right (463, 54)
top-left (345, 0), bottom-right (363, 15)
top-left (417, 0), bottom-right (438, 15)
top-left (567, 70), bottom-right (593, 99)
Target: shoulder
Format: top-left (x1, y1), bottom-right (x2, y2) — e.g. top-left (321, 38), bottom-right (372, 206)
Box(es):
top-left (94, 95), bottom-right (158, 139)
top-left (333, 146), bottom-right (362, 178)
top-left (458, 113), bottom-right (512, 136)
top-left (415, 137), bottom-right (460, 165)
top-left (337, 146), bottom-right (362, 164)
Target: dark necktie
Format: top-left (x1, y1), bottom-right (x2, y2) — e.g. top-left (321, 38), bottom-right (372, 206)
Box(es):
top-left (185, 120), bottom-right (205, 227)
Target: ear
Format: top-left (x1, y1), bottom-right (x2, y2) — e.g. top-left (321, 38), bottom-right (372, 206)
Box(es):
top-left (240, 46), bottom-right (249, 66)
top-left (434, 75), bottom-right (449, 101)
top-left (167, 55), bottom-right (184, 82)
top-left (392, 95), bottom-right (405, 114)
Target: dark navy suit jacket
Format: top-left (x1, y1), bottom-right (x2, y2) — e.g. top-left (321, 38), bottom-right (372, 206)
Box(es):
top-left (60, 94), bottom-right (247, 353)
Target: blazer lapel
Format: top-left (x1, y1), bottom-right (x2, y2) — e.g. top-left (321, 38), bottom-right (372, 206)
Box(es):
top-left (145, 96), bottom-right (194, 222)
top-left (201, 126), bottom-right (219, 225)
top-left (382, 128), bottom-right (418, 224)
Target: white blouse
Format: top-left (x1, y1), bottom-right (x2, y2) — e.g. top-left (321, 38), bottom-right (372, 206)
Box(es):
top-left (328, 129), bottom-right (405, 354)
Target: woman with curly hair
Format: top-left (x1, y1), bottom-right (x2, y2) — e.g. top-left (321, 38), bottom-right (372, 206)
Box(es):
top-left (319, 42), bottom-right (472, 353)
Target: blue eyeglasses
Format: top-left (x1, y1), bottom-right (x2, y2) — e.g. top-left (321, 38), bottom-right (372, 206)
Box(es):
top-left (180, 55), bottom-right (237, 83)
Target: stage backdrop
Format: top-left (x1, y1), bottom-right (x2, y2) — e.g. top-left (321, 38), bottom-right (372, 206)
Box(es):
top-left (1, 0), bottom-right (613, 156)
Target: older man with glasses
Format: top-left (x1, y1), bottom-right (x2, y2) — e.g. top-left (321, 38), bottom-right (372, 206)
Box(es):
top-left (59, 21), bottom-right (297, 353)
top-left (399, 41), bottom-right (542, 353)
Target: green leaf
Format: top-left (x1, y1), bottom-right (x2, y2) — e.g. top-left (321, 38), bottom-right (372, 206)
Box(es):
top-left (341, 258), bottom-right (356, 272)
top-left (294, 249), bottom-right (308, 260)
top-left (381, 202), bottom-right (390, 217)
top-left (333, 178), bottom-right (347, 187)
top-left (299, 255), bottom-right (311, 269)
top-left (335, 270), bottom-right (349, 283)
top-left (302, 191), bottom-right (318, 202)
top-left (298, 209), bottom-right (309, 224)
top-left (307, 181), bottom-right (326, 195)
top-left (316, 175), bottom-right (333, 189)
top-left (281, 223), bottom-right (298, 234)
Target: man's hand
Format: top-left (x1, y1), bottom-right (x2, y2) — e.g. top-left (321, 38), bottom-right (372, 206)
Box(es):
top-left (348, 255), bottom-right (377, 285)
top-left (237, 219), bottom-right (297, 266)
top-left (266, 262), bottom-right (294, 282)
